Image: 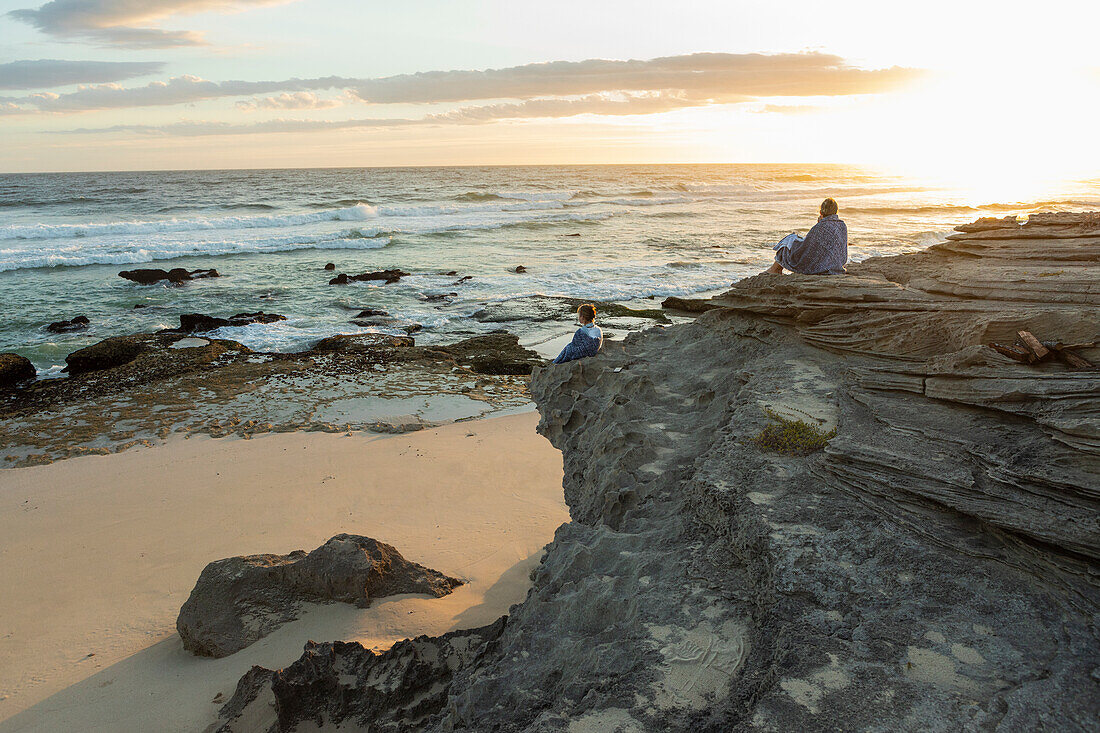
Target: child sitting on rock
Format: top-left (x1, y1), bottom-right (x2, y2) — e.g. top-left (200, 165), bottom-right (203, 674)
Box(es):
top-left (553, 304), bottom-right (603, 364)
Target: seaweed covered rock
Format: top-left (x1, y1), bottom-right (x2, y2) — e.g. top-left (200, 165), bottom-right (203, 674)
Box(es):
top-left (427, 331), bottom-right (544, 375)
top-left (177, 534), bottom-right (462, 658)
top-left (64, 335), bottom-right (151, 375)
top-left (0, 353), bottom-right (36, 388)
top-left (311, 333), bottom-right (415, 353)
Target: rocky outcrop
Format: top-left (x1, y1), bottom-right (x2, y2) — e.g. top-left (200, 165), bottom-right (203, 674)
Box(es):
top-left (177, 534), bottom-right (462, 658)
top-left (0, 353), bottom-right (36, 388)
top-left (45, 315), bottom-right (89, 333)
top-left (212, 618), bottom-right (506, 732)
top-left (119, 267), bottom-right (219, 285)
top-left (160, 312), bottom-right (287, 334)
top-left (329, 269), bottom-right (410, 285)
top-left (215, 213), bottom-right (1097, 730)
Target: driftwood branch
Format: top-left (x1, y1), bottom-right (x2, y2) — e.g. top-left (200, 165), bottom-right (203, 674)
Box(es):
top-left (988, 332), bottom-right (1094, 369)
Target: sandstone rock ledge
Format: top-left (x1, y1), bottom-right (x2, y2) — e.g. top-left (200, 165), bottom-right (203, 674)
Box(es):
top-left (212, 213), bottom-right (1098, 731)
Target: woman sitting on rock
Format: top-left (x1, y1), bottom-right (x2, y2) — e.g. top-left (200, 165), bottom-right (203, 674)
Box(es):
top-left (766, 198), bottom-right (848, 275)
top-left (553, 304), bottom-right (603, 364)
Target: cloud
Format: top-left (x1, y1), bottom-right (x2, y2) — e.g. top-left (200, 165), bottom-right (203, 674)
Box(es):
top-left (0, 59), bottom-right (164, 90)
top-left (347, 52), bottom-right (922, 104)
top-left (8, 0), bottom-right (292, 48)
top-left (11, 52), bottom-right (922, 114)
top-left (11, 74), bottom-right (357, 112)
top-left (428, 92), bottom-right (713, 122)
top-left (235, 91), bottom-right (341, 112)
top-left (751, 104), bottom-right (823, 115)
top-left (63, 116), bottom-right (419, 136)
top-left (58, 92), bottom-right (755, 136)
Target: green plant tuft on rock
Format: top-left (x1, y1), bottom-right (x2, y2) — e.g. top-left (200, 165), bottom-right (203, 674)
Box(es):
top-left (752, 407), bottom-right (837, 455)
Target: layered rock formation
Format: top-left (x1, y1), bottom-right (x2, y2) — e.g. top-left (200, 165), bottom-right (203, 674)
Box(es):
top-left (178, 534), bottom-right (462, 658)
top-left (210, 213), bottom-right (1098, 730)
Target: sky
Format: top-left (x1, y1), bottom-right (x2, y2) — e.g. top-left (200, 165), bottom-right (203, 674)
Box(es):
top-left (1, 0), bottom-right (1098, 182)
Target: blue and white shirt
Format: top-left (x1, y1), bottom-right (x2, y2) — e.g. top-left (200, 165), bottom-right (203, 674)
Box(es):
top-left (553, 323), bottom-right (603, 364)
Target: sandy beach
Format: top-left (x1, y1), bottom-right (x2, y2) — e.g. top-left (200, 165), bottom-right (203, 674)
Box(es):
top-left (0, 411), bottom-right (566, 732)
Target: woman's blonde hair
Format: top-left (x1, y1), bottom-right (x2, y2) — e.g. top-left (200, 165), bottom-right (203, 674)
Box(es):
top-left (820, 198), bottom-right (839, 217)
top-left (577, 303), bottom-right (596, 323)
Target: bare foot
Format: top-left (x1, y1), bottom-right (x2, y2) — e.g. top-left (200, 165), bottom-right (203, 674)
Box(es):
top-left (765, 262), bottom-right (783, 274)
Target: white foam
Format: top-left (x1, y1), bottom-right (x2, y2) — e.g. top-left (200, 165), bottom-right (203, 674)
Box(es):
top-left (0, 203), bottom-right (379, 241)
top-left (0, 233), bottom-right (391, 272)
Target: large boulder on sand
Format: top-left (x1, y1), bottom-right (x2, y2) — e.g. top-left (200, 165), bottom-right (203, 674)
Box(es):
top-left (64, 335), bottom-right (150, 375)
top-left (177, 534), bottom-right (462, 658)
top-left (0, 353), bottom-right (36, 388)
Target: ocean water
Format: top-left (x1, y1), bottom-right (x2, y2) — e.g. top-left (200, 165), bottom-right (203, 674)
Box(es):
top-left (2, 164), bottom-right (1098, 372)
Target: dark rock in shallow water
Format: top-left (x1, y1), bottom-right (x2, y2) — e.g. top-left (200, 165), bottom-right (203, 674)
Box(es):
top-left (513, 265), bottom-right (527, 273)
top-left (454, 275), bottom-right (473, 284)
top-left (119, 268), bottom-right (219, 285)
top-left (213, 618), bottom-right (506, 732)
top-left (177, 534), bottom-right (462, 658)
top-left (0, 353), bottom-right (36, 388)
top-left (329, 269), bottom-right (410, 286)
top-left (352, 308), bottom-right (389, 319)
top-left (46, 315), bottom-right (90, 333)
top-left (160, 312), bottom-right (286, 334)
top-left (65, 335), bottom-right (150, 375)
top-left (422, 292), bottom-right (457, 303)
top-left (661, 295), bottom-right (723, 313)
top-left (323, 262), bottom-right (335, 271)
top-left (312, 333), bottom-right (415, 353)
top-left (473, 295), bottom-right (671, 326)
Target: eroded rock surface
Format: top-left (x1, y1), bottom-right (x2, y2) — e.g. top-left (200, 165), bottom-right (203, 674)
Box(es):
top-left (207, 213), bottom-right (1097, 730)
top-left (178, 534), bottom-right (462, 658)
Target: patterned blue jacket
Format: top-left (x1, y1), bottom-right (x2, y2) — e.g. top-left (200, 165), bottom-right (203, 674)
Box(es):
top-left (775, 214), bottom-right (848, 274)
top-left (553, 324), bottom-right (603, 364)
